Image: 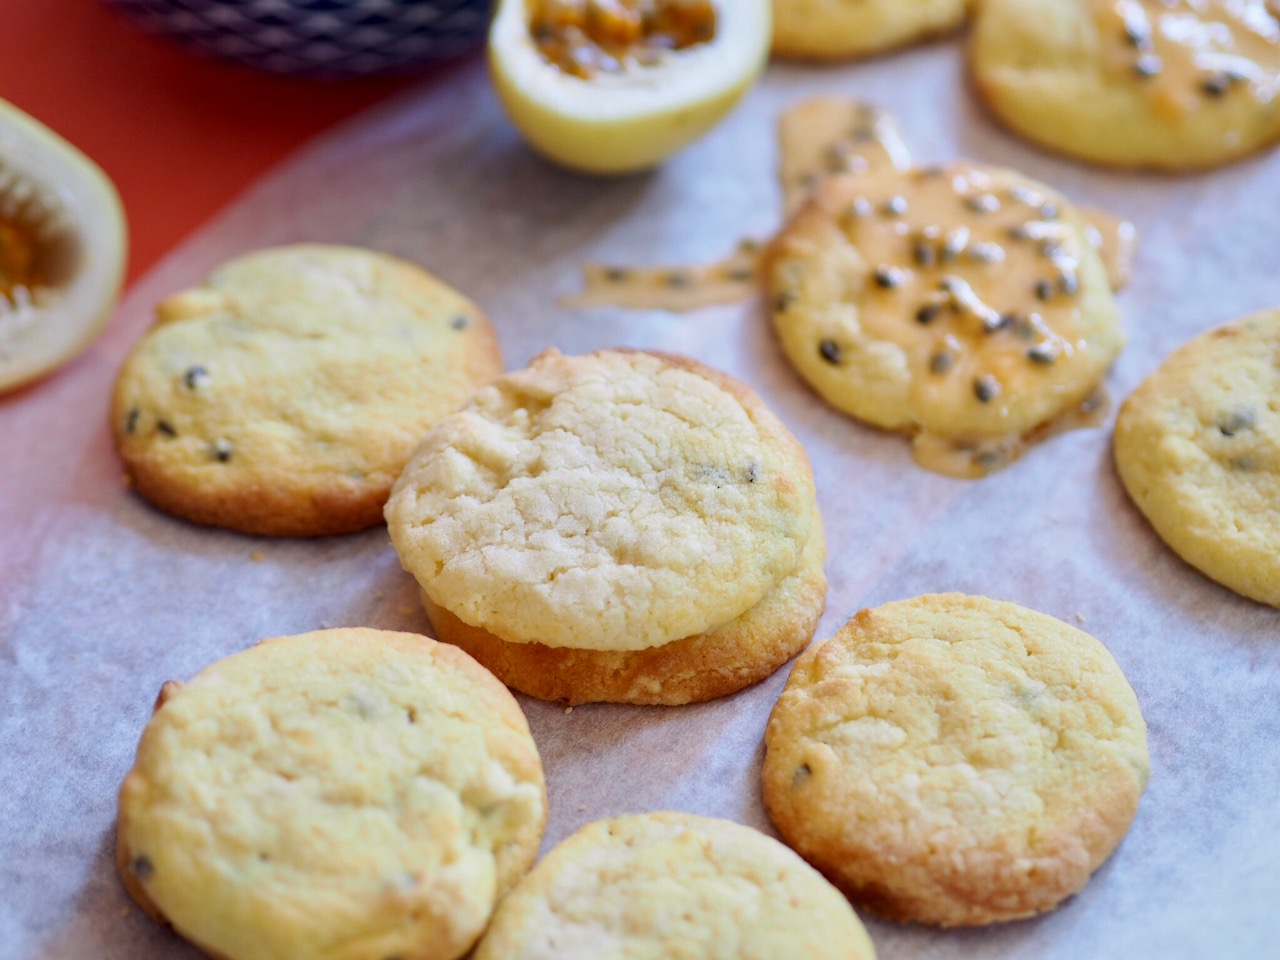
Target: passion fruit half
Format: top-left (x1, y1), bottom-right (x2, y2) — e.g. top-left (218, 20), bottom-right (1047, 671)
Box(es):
top-left (489, 0), bottom-right (771, 175)
top-left (0, 99), bottom-right (126, 394)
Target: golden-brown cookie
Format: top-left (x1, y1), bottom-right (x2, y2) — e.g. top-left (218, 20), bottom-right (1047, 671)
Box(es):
top-left (473, 811), bottom-right (878, 960)
top-left (970, 0), bottom-right (1280, 170)
top-left (419, 519), bottom-right (826, 705)
top-left (767, 163), bottom-right (1124, 477)
top-left (385, 347), bottom-right (822, 704)
top-left (116, 628), bottom-right (547, 960)
top-left (771, 0), bottom-right (967, 61)
top-left (763, 594), bottom-right (1150, 927)
top-left (112, 244), bottom-right (502, 536)
top-left (1114, 309), bottom-right (1280, 606)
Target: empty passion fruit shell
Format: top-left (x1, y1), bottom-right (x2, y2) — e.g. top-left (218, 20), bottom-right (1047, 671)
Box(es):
top-left (489, 0), bottom-right (771, 174)
top-left (0, 99), bottom-right (126, 394)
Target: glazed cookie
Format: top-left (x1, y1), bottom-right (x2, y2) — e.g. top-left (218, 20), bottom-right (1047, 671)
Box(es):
top-left (970, 0), bottom-right (1280, 170)
top-left (385, 347), bottom-right (821, 704)
top-left (472, 811), bottom-right (877, 960)
top-left (112, 244), bottom-right (502, 536)
top-left (772, 0), bottom-right (967, 60)
top-left (762, 594), bottom-right (1150, 927)
top-left (1114, 310), bottom-right (1280, 606)
top-left (767, 164), bottom-right (1124, 477)
top-left (419, 519), bottom-right (826, 705)
top-left (116, 628), bottom-right (547, 960)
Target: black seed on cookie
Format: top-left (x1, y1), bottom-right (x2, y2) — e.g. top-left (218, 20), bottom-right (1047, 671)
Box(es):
top-left (1008, 224), bottom-right (1033, 242)
top-left (981, 310), bottom-right (1007, 334)
top-left (604, 267), bottom-right (629, 283)
top-left (183, 365), bottom-right (209, 390)
top-left (882, 195), bottom-right (909, 217)
top-left (1035, 279), bottom-right (1055, 302)
top-left (819, 339), bottom-right (842, 365)
top-left (1027, 342), bottom-right (1058, 365)
top-left (1134, 55), bottom-right (1163, 79)
top-left (1201, 73), bottom-right (1231, 97)
top-left (156, 420), bottom-right (177, 438)
top-left (917, 164), bottom-right (945, 179)
top-left (965, 193), bottom-right (1001, 214)
top-left (929, 351), bottom-right (954, 375)
top-left (1123, 20), bottom-right (1150, 49)
top-left (1040, 240), bottom-right (1064, 260)
top-left (1232, 456), bottom-right (1256, 471)
top-left (873, 266), bottom-right (905, 289)
top-left (1217, 409), bottom-right (1257, 437)
top-left (132, 856), bottom-right (154, 881)
top-left (664, 271), bottom-right (693, 289)
top-left (450, 314), bottom-right (470, 330)
top-left (1058, 271), bottom-right (1080, 295)
top-left (916, 303), bottom-right (941, 325)
top-left (774, 291), bottom-right (796, 312)
top-left (726, 266), bottom-right (755, 283)
top-left (125, 407), bottom-right (140, 435)
top-left (913, 242), bottom-right (937, 267)
top-left (406, 707), bottom-right (418, 724)
top-left (974, 375), bottom-right (1001, 403)
top-left (746, 462), bottom-right (760, 483)
top-left (793, 762), bottom-right (812, 786)
top-left (211, 438), bottom-right (233, 462)
top-left (974, 449), bottom-right (1005, 470)
top-left (942, 228), bottom-right (970, 262)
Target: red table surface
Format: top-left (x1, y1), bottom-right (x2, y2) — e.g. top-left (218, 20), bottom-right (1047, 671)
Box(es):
top-left (0, 0), bottom-right (418, 286)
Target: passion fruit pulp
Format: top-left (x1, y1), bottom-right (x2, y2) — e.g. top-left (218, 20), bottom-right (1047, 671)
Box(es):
top-left (489, 0), bottom-right (771, 174)
top-left (0, 99), bottom-right (126, 394)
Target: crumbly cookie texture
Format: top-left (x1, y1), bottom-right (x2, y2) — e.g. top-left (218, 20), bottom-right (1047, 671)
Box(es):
top-left (472, 811), bottom-right (877, 960)
top-left (386, 348), bottom-right (817, 652)
top-left (116, 628), bottom-right (547, 960)
top-left (112, 244), bottom-right (502, 536)
top-left (771, 0), bottom-right (966, 60)
top-left (1114, 310), bottom-right (1280, 606)
top-left (420, 519), bottom-right (826, 705)
top-left (767, 164), bottom-right (1123, 478)
top-left (763, 594), bottom-right (1150, 927)
top-left (970, 0), bottom-right (1280, 170)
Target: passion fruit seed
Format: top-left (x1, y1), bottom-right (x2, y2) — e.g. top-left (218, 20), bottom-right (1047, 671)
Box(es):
top-left (929, 350), bottom-right (954, 374)
top-left (450, 314), bottom-right (470, 329)
top-left (819, 339), bottom-right (842, 364)
top-left (882, 195), bottom-right (909, 217)
top-left (873, 265), bottom-right (905, 289)
top-left (1027, 342), bottom-right (1058, 365)
top-left (156, 420), bottom-right (177, 438)
top-left (530, 0), bottom-right (719, 80)
top-left (965, 193), bottom-right (1001, 214)
top-left (211, 437), bottom-right (234, 462)
top-left (974, 375), bottom-right (1001, 403)
top-left (132, 856), bottom-right (154, 881)
top-left (183, 365), bottom-right (209, 390)
top-left (1217, 409), bottom-right (1257, 436)
top-left (125, 407), bottom-right (140, 434)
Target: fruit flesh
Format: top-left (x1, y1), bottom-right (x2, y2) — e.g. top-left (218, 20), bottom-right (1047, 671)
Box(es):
top-left (530, 0), bottom-right (718, 78)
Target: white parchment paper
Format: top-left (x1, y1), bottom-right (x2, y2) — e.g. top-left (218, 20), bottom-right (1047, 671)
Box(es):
top-left (3, 39), bottom-right (1279, 960)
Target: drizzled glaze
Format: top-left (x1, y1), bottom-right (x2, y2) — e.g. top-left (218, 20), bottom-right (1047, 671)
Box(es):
top-left (1097, 0), bottom-right (1280, 116)
top-left (772, 163), bottom-right (1123, 478)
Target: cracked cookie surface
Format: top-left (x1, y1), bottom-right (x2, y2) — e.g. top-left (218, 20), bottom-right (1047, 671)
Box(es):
top-left (386, 348), bottom-right (818, 653)
top-left (1114, 309), bottom-right (1280, 606)
top-left (111, 244), bottom-right (502, 536)
top-left (116, 628), bottom-right (547, 960)
top-left (762, 594), bottom-right (1150, 926)
top-left (473, 811), bottom-right (876, 960)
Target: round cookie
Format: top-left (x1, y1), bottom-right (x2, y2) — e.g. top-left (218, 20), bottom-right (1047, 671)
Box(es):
top-left (771, 0), bottom-right (967, 61)
top-left (419, 518), bottom-right (826, 705)
top-left (762, 594), bottom-right (1150, 927)
top-left (112, 244), bottom-right (502, 536)
top-left (1114, 310), bottom-right (1280, 606)
top-left (472, 811), bottom-right (877, 960)
top-left (116, 628), bottom-right (548, 960)
top-left (970, 0), bottom-right (1280, 170)
top-left (767, 164), bottom-right (1124, 477)
top-left (386, 347), bottom-right (819, 669)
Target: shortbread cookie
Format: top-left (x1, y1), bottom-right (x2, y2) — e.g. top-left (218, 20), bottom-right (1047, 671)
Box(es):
top-left (112, 244), bottom-right (502, 536)
top-left (1114, 310), bottom-right (1280, 606)
top-left (117, 628), bottom-right (547, 960)
top-left (386, 348), bottom-right (818, 671)
top-left (772, 0), bottom-right (967, 60)
top-left (420, 519), bottom-right (826, 705)
top-left (763, 594), bottom-right (1150, 927)
top-left (970, 0), bottom-right (1280, 170)
top-left (473, 812), bottom-right (877, 960)
top-left (767, 164), bottom-right (1124, 477)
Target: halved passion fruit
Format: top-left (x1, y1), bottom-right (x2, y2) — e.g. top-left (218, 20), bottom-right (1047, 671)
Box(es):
top-left (489, 0), bottom-right (771, 174)
top-left (0, 99), bottom-right (126, 394)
